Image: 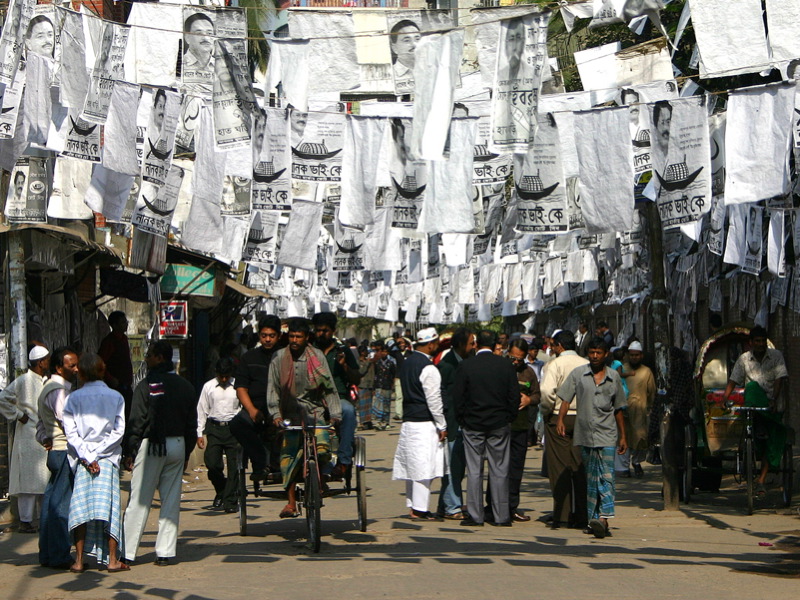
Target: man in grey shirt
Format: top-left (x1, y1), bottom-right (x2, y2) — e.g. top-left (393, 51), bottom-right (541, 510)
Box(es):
top-left (556, 337), bottom-right (627, 539)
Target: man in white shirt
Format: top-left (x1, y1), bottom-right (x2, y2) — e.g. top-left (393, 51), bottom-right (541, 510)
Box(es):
top-left (63, 353), bottom-right (127, 573)
top-left (197, 357), bottom-right (240, 513)
top-left (36, 347), bottom-right (79, 568)
top-left (392, 328), bottom-right (447, 521)
top-left (0, 344), bottom-right (51, 533)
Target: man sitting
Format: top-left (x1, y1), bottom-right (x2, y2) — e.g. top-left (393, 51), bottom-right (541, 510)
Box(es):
top-left (267, 319), bottom-right (341, 519)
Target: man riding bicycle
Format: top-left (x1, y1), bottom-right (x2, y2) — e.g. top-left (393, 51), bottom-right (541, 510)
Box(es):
top-left (266, 318), bottom-right (341, 519)
top-left (722, 325), bottom-right (789, 496)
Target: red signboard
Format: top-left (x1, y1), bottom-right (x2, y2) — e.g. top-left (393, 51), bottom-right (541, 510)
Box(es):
top-left (159, 301), bottom-right (188, 338)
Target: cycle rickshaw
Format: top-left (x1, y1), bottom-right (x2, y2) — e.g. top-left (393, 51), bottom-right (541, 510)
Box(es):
top-left (236, 411), bottom-right (368, 553)
top-left (680, 325), bottom-right (794, 514)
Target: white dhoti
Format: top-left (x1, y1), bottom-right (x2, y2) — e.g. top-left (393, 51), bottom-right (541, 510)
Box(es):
top-left (392, 421), bottom-right (446, 512)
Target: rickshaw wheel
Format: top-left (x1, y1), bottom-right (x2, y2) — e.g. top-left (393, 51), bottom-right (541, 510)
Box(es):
top-left (745, 437), bottom-right (754, 515)
top-left (782, 444), bottom-right (794, 508)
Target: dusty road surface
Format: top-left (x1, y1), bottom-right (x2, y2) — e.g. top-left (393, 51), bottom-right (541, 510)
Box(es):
top-left (1, 427), bottom-right (798, 600)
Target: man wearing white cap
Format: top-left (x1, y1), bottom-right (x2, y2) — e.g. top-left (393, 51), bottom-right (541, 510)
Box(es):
top-left (0, 344), bottom-right (51, 533)
top-left (620, 341), bottom-right (655, 477)
top-left (392, 327), bottom-right (447, 520)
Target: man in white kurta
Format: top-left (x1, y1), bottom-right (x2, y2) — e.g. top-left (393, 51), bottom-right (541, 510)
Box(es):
top-left (0, 345), bottom-right (51, 532)
top-left (392, 328), bottom-right (447, 520)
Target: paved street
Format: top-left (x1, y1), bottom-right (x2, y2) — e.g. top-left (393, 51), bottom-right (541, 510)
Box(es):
top-left (1, 428), bottom-right (798, 600)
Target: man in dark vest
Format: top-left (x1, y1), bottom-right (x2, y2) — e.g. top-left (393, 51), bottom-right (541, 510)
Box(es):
top-left (391, 328), bottom-right (447, 520)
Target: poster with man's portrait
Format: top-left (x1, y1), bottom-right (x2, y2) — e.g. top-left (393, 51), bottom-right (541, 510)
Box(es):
top-left (4, 156), bottom-right (48, 223)
top-left (743, 204), bottom-right (763, 275)
top-left (25, 5), bottom-right (59, 61)
top-left (490, 12), bottom-right (550, 152)
top-left (221, 176), bottom-right (251, 216)
top-left (82, 21), bottom-right (130, 124)
top-left (181, 7), bottom-right (215, 95)
top-left (386, 117), bottom-right (427, 230)
top-left (387, 10), bottom-right (454, 96)
top-left (142, 88), bottom-right (181, 186)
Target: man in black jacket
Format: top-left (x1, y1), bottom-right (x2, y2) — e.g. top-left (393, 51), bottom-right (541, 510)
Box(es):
top-left (453, 330), bottom-right (519, 527)
top-left (122, 340), bottom-right (196, 566)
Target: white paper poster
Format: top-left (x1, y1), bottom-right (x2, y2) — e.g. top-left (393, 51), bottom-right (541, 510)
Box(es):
top-left (252, 108), bottom-right (292, 212)
top-left (132, 165), bottom-right (185, 237)
top-left (4, 156), bottom-right (48, 223)
top-left (142, 89), bottom-right (181, 187)
top-left (81, 21), bottom-right (129, 124)
top-left (0, 0), bottom-right (35, 84)
top-left (707, 195), bottom-right (725, 256)
top-left (513, 115), bottom-right (568, 233)
top-left (653, 97), bottom-right (711, 229)
top-left (472, 114), bottom-right (513, 185)
top-left (212, 38), bottom-right (254, 150)
top-left (742, 205), bottom-right (763, 275)
top-left (291, 110), bottom-right (344, 183)
top-left (243, 210), bottom-right (281, 269)
top-left (0, 73), bottom-right (24, 139)
top-left (490, 13), bottom-right (550, 152)
top-left (62, 109), bottom-right (101, 163)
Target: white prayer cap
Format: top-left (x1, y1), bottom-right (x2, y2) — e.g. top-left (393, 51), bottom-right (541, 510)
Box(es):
top-left (628, 341), bottom-right (643, 352)
top-left (416, 327), bottom-right (439, 344)
top-left (29, 345), bottom-right (49, 362)
top-left (551, 329), bottom-right (563, 338)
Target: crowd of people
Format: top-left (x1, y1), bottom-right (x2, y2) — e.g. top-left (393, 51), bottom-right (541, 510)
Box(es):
top-left (0, 313), bottom-right (790, 570)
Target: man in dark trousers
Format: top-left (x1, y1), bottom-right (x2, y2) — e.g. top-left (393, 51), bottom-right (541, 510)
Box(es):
top-left (452, 330), bottom-right (519, 527)
top-left (230, 315), bottom-right (281, 483)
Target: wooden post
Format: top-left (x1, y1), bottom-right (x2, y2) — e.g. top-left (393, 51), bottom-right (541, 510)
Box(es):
top-left (644, 202), bottom-right (679, 510)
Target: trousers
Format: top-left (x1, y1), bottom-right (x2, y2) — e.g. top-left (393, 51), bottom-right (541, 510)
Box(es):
top-left (123, 437), bottom-right (185, 560)
top-left (39, 450), bottom-right (74, 566)
top-left (229, 409), bottom-right (279, 475)
top-left (485, 429), bottom-right (528, 515)
top-left (545, 415), bottom-right (587, 526)
top-left (405, 479), bottom-right (433, 512)
top-left (437, 432), bottom-right (465, 516)
top-left (337, 400), bottom-right (356, 466)
top-left (203, 420), bottom-right (239, 509)
top-left (463, 425), bottom-right (511, 524)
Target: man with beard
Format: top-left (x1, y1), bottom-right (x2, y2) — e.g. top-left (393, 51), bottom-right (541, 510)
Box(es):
top-left (556, 338), bottom-right (627, 539)
top-left (620, 341), bottom-right (655, 478)
top-left (230, 316), bottom-right (282, 483)
top-left (36, 348), bottom-right (79, 568)
top-left (267, 319), bottom-right (340, 519)
top-left (311, 312), bottom-right (360, 481)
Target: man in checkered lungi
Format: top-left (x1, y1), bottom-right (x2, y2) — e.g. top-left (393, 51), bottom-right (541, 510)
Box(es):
top-left (556, 337), bottom-right (627, 540)
top-left (63, 353), bottom-right (128, 573)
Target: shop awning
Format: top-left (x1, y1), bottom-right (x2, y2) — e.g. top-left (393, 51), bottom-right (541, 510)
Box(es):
top-left (225, 278), bottom-right (270, 299)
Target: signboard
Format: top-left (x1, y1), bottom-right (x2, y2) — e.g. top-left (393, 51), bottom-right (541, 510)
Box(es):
top-left (159, 264), bottom-right (217, 297)
top-left (159, 301), bottom-right (189, 338)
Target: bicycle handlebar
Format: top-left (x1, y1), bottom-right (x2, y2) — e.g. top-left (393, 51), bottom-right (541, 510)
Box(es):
top-left (730, 406), bottom-right (771, 412)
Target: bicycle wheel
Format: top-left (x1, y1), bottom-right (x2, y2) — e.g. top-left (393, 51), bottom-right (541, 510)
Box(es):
top-left (782, 444), bottom-right (794, 508)
top-left (356, 465), bottom-right (367, 532)
top-left (745, 437), bottom-right (754, 515)
top-left (681, 445), bottom-right (693, 504)
top-left (238, 463), bottom-right (248, 536)
top-left (305, 459), bottom-right (322, 553)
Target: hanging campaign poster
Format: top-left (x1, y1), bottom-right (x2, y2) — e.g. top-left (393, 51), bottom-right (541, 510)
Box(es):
top-left (81, 21), bottom-right (129, 124)
top-left (653, 97), bottom-right (711, 229)
top-left (242, 210), bottom-right (281, 268)
top-left (513, 115), bottom-right (568, 233)
top-left (221, 175), bottom-right (250, 216)
top-left (291, 110), bottom-right (344, 183)
top-left (4, 157), bottom-right (48, 223)
top-left (472, 114), bottom-right (513, 185)
top-left (490, 12), bottom-right (550, 152)
top-left (252, 108), bottom-right (292, 212)
top-left (743, 205), bottom-right (763, 275)
top-left (707, 195), bottom-right (725, 256)
top-left (142, 89), bottom-right (181, 186)
top-left (0, 0), bottom-right (35, 84)
top-left (387, 117), bottom-right (427, 229)
top-left (0, 72), bottom-right (24, 139)
top-left (132, 165), bottom-right (184, 237)
top-left (62, 109), bottom-right (101, 162)
top-left (331, 220), bottom-right (365, 272)
top-left (212, 39), bottom-right (254, 150)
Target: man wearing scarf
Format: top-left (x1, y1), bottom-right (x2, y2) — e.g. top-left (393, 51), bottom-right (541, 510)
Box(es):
top-left (267, 319), bottom-right (341, 520)
top-left (122, 341), bottom-right (197, 566)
